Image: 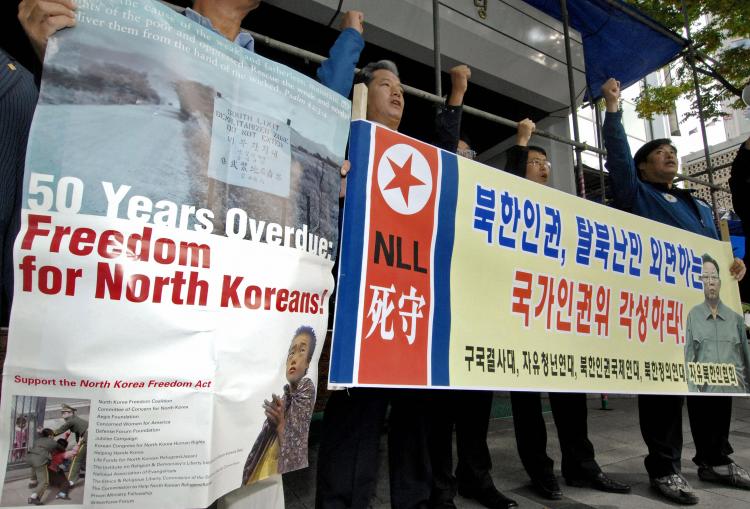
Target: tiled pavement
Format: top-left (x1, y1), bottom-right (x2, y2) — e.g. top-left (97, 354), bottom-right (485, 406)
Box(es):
top-left (284, 395), bottom-right (750, 508)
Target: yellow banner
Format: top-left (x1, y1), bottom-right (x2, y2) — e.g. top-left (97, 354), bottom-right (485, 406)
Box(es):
top-left (330, 121), bottom-right (750, 396)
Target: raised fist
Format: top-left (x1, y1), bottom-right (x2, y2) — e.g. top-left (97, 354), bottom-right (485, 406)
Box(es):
top-left (18, 0), bottom-right (77, 60)
top-left (601, 77), bottom-right (621, 112)
top-left (449, 65), bottom-right (471, 95)
top-left (341, 10), bottom-right (364, 34)
top-left (516, 118), bottom-right (535, 146)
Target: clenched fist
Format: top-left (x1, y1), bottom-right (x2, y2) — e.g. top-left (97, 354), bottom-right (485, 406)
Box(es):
top-left (601, 77), bottom-right (621, 113)
top-left (18, 0), bottom-right (77, 60)
top-left (341, 10), bottom-right (364, 34)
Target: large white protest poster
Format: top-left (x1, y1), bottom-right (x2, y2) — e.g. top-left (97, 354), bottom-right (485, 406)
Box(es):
top-left (0, 1), bottom-right (350, 507)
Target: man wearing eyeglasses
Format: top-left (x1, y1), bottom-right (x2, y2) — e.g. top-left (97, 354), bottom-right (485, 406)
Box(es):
top-left (504, 118), bottom-right (631, 501)
top-left (504, 118), bottom-right (551, 185)
top-left (685, 254), bottom-right (750, 393)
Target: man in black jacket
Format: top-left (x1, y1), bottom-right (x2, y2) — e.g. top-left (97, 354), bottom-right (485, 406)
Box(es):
top-left (318, 60), bottom-right (481, 509)
top-left (0, 48), bottom-right (38, 326)
top-left (729, 135), bottom-right (750, 302)
top-left (505, 118), bottom-right (631, 500)
top-left (428, 66), bottom-right (517, 509)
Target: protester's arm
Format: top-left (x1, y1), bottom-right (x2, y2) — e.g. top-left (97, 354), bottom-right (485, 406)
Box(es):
top-left (502, 118), bottom-right (535, 177)
top-left (316, 11), bottom-right (365, 98)
top-left (434, 105), bottom-right (461, 153)
top-left (52, 421), bottom-right (72, 436)
top-left (434, 65), bottom-right (469, 153)
top-left (729, 136), bottom-right (750, 226)
top-left (601, 78), bottom-right (638, 210)
top-left (63, 442), bottom-right (80, 459)
top-left (516, 118), bottom-right (534, 147)
top-left (18, 0), bottom-right (77, 61)
top-left (320, 12), bottom-right (364, 198)
top-left (447, 65), bottom-right (470, 107)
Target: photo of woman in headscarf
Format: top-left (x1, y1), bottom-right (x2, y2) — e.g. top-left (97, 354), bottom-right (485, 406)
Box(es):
top-left (241, 325), bottom-right (317, 485)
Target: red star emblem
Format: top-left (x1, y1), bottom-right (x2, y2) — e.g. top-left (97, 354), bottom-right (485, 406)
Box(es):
top-left (383, 154), bottom-right (426, 205)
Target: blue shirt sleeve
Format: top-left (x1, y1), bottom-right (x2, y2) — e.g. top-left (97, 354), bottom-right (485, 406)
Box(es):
top-left (316, 28), bottom-right (365, 98)
top-left (602, 111), bottom-right (639, 211)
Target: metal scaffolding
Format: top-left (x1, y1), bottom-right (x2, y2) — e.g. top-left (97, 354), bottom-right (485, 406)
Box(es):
top-left (560, 0), bottom-right (587, 199)
top-left (247, 29), bottom-right (604, 155)
top-left (244, 2), bottom-right (728, 216)
top-left (680, 0), bottom-right (720, 224)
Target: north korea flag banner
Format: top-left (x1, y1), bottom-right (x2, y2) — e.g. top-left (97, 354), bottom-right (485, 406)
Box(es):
top-left (331, 122), bottom-right (452, 387)
top-left (329, 120), bottom-right (749, 396)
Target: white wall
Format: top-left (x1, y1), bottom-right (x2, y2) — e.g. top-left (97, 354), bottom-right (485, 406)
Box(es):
top-left (266, 0), bottom-right (586, 113)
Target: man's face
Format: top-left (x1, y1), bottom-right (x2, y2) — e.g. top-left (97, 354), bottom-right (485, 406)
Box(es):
top-left (701, 261), bottom-right (721, 302)
top-left (286, 333), bottom-right (311, 385)
top-left (61, 410), bottom-right (73, 420)
top-left (525, 150), bottom-right (550, 185)
top-left (638, 144), bottom-right (678, 184)
top-left (197, 0), bottom-right (262, 13)
top-left (366, 69), bottom-right (404, 130)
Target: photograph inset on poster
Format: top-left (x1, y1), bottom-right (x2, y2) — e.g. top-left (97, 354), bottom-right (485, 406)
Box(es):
top-left (1, 397), bottom-right (89, 506)
top-left (684, 253), bottom-right (750, 393)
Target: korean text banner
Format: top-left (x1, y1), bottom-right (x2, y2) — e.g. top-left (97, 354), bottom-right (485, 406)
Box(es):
top-left (0, 0), bottom-right (350, 507)
top-left (330, 121), bottom-right (750, 396)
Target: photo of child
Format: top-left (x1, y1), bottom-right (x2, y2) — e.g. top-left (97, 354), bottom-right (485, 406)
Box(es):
top-left (47, 435), bottom-right (82, 501)
top-left (11, 417), bottom-right (29, 462)
top-left (241, 326), bottom-right (317, 485)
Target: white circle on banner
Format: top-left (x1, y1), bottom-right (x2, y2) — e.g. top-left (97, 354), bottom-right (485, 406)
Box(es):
top-left (376, 144), bottom-right (432, 215)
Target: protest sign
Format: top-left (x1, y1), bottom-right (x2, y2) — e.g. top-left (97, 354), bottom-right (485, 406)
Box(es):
top-left (0, 1), bottom-right (349, 507)
top-left (330, 120), bottom-right (750, 396)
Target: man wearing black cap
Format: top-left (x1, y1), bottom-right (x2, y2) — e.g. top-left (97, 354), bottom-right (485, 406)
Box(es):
top-left (601, 77), bottom-right (749, 505)
top-left (53, 404), bottom-right (88, 488)
top-left (26, 428), bottom-right (57, 505)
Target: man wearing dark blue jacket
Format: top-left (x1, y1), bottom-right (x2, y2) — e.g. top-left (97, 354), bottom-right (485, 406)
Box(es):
top-left (601, 77), bottom-right (750, 505)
